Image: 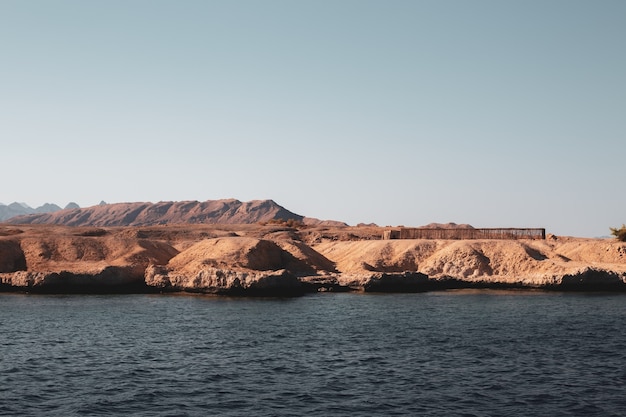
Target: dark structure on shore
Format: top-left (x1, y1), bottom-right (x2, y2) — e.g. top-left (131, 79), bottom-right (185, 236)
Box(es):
top-left (383, 228), bottom-right (546, 240)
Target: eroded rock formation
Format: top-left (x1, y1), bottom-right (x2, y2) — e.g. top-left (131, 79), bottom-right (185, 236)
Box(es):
top-left (0, 224), bottom-right (624, 294)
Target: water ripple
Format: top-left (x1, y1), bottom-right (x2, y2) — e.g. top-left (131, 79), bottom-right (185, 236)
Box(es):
top-left (1, 292), bottom-right (625, 416)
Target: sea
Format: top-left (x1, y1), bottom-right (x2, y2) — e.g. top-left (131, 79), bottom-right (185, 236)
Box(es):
top-left (1, 291), bottom-right (625, 416)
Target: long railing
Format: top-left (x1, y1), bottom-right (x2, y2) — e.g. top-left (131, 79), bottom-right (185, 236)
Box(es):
top-left (383, 228), bottom-right (546, 240)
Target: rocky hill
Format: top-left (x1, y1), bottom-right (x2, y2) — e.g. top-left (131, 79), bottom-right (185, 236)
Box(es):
top-left (6, 199), bottom-right (306, 227)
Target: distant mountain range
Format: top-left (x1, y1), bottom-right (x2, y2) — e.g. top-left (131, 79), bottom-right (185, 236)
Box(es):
top-left (0, 202), bottom-right (79, 222)
top-left (3, 199), bottom-right (346, 227)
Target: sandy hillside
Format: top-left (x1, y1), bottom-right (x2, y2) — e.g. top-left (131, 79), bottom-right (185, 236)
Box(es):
top-left (313, 236), bottom-right (626, 286)
top-left (165, 236), bottom-right (333, 275)
top-left (1, 224), bottom-right (625, 292)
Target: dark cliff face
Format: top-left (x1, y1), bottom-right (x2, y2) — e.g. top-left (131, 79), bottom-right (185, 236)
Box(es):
top-left (6, 199), bottom-right (304, 227)
top-left (0, 240), bottom-right (27, 273)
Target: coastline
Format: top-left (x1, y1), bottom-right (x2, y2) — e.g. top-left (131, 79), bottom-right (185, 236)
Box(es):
top-left (1, 224), bottom-right (625, 295)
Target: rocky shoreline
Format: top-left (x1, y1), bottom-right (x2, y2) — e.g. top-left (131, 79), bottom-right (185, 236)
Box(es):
top-left (2, 270), bottom-right (625, 295)
top-left (1, 224), bottom-right (625, 295)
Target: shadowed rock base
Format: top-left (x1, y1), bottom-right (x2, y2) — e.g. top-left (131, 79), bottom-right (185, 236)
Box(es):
top-left (26, 279), bottom-right (623, 294)
top-left (3, 263), bottom-right (626, 295)
top-left (181, 285), bottom-right (311, 297)
top-left (20, 282), bottom-right (157, 294)
top-left (0, 267), bottom-right (155, 294)
top-left (548, 269), bottom-right (626, 292)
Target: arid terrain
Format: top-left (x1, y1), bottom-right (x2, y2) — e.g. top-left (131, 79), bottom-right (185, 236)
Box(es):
top-left (5, 199), bottom-right (346, 227)
top-left (1, 222), bottom-right (625, 294)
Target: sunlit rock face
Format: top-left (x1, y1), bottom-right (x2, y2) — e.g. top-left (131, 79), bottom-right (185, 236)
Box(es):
top-left (1, 224), bottom-right (625, 294)
top-left (6, 199), bottom-right (303, 226)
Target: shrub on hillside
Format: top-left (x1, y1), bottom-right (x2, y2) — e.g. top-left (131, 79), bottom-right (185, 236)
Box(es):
top-left (610, 225), bottom-right (626, 242)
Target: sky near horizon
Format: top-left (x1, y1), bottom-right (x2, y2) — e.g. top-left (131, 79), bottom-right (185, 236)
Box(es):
top-left (1, 0), bottom-right (625, 237)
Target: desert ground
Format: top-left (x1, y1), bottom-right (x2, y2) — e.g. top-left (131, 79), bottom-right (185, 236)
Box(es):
top-left (1, 222), bottom-right (625, 294)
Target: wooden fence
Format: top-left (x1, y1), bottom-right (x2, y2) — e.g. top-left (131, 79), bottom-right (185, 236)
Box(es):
top-left (383, 228), bottom-right (546, 240)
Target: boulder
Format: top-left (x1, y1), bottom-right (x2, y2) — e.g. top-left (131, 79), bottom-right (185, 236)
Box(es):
top-left (145, 265), bottom-right (306, 295)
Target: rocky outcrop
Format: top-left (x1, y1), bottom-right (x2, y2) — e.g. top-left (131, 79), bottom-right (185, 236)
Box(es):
top-left (145, 265), bottom-right (305, 296)
top-left (1, 266), bottom-right (148, 293)
top-left (0, 231), bottom-right (178, 293)
top-left (557, 268), bottom-right (626, 291)
top-left (144, 237), bottom-right (333, 295)
top-left (0, 240), bottom-right (26, 273)
top-left (334, 271), bottom-right (435, 292)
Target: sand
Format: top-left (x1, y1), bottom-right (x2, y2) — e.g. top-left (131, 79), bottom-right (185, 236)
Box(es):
top-left (1, 224), bottom-right (624, 293)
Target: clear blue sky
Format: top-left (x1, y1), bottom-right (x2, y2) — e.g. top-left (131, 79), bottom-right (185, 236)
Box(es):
top-left (1, 0), bottom-right (625, 237)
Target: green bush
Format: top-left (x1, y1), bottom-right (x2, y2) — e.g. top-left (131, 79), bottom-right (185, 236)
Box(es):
top-left (610, 224), bottom-right (626, 242)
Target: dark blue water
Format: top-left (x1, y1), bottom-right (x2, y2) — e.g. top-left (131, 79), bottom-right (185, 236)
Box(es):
top-left (1, 291), bottom-right (625, 416)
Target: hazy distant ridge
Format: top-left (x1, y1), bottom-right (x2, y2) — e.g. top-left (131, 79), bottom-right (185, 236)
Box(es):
top-left (0, 202), bottom-right (79, 221)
